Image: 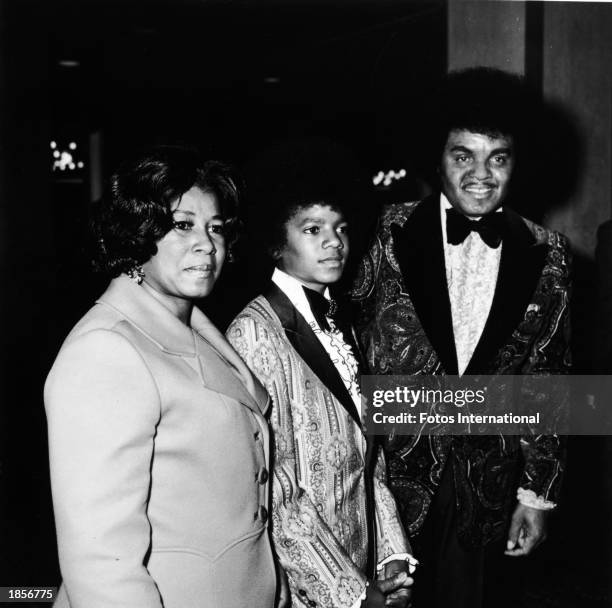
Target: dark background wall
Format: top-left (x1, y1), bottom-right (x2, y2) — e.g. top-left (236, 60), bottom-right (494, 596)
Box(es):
top-left (0, 1), bottom-right (611, 606)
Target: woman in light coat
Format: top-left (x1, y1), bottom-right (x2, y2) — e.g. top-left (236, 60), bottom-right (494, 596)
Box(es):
top-left (45, 146), bottom-right (278, 608)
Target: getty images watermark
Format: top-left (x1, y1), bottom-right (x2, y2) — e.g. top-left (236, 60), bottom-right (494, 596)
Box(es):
top-left (361, 375), bottom-right (612, 435)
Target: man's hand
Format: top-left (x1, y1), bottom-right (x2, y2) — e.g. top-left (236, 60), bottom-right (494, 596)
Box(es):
top-left (362, 569), bottom-right (413, 608)
top-left (378, 560), bottom-right (414, 608)
top-left (505, 503), bottom-right (548, 557)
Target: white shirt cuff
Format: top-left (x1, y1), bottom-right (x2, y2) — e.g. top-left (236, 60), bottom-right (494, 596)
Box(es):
top-left (517, 487), bottom-right (556, 510)
top-left (351, 555), bottom-right (418, 607)
top-left (376, 553), bottom-right (418, 575)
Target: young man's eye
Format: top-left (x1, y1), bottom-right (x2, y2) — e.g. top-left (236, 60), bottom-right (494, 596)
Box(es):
top-left (492, 155), bottom-right (508, 165)
top-left (304, 226), bottom-right (320, 235)
top-left (173, 220), bottom-right (193, 231)
top-left (337, 224), bottom-right (349, 234)
top-left (455, 155), bottom-right (470, 163)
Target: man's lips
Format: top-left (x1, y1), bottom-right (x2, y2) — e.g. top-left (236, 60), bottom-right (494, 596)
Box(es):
top-left (319, 256), bottom-right (344, 265)
top-left (463, 182), bottom-right (496, 192)
top-left (462, 183), bottom-right (497, 198)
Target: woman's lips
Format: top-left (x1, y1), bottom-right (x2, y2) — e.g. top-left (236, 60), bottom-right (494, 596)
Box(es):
top-left (184, 265), bottom-right (213, 276)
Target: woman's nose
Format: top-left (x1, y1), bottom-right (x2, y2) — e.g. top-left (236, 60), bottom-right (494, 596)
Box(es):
top-left (193, 230), bottom-right (216, 254)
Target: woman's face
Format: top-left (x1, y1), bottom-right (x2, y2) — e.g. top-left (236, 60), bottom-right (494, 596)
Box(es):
top-left (276, 204), bottom-right (349, 294)
top-left (141, 186), bottom-right (226, 318)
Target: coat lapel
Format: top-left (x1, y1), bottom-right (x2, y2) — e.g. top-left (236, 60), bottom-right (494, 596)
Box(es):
top-left (392, 195), bottom-right (459, 375)
top-left (264, 283), bottom-right (363, 428)
top-left (191, 308), bottom-right (270, 415)
top-left (392, 198), bottom-right (547, 375)
top-left (264, 284), bottom-right (376, 566)
top-left (465, 209), bottom-right (547, 374)
top-left (97, 276), bottom-right (266, 415)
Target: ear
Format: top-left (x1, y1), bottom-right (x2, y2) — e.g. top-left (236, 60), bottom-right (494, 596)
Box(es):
top-left (270, 247), bottom-right (282, 261)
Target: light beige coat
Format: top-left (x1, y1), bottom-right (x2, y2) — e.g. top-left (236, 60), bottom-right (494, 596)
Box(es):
top-left (45, 276), bottom-right (276, 608)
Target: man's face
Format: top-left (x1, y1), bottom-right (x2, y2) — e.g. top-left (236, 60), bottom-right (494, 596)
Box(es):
top-left (276, 204), bottom-right (349, 293)
top-left (440, 129), bottom-right (515, 217)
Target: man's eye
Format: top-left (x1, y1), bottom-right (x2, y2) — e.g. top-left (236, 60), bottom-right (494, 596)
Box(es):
top-left (456, 155), bottom-right (470, 163)
top-left (304, 226), bottom-right (320, 234)
top-left (173, 221), bottom-right (193, 231)
top-left (493, 155), bottom-right (508, 165)
top-left (337, 225), bottom-right (349, 234)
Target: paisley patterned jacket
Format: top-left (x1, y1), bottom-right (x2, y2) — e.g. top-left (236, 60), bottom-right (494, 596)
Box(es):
top-left (352, 195), bottom-right (571, 548)
top-left (228, 285), bottom-right (409, 608)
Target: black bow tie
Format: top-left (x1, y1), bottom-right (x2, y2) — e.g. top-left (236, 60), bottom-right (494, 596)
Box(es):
top-left (446, 207), bottom-right (506, 248)
top-left (302, 285), bottom-right (363, 376)
top-left (303, 287), bottom-right (338, 332)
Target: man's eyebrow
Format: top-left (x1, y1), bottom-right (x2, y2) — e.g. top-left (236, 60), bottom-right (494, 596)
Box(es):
top-left (447, 145), bottom-right (513, 155)
top-left (298, 217), bottom-right (324, 225)
top-left (490, 147), bottom-right (513, 155)
top-left (449, 145), bottom-right (473, 154)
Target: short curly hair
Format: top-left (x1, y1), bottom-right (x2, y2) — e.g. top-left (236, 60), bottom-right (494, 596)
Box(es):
top-left (92, 145), bottom-right (241, 277)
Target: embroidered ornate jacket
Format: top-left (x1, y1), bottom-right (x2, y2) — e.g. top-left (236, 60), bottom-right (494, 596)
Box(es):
top-left (352, 196), bottom-right (571, 548)
top-left (228, 285), bottom-right (409, 608)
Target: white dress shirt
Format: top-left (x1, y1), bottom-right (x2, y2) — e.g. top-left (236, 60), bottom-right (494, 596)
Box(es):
top-left (439, 195), bottom-right (554, 511)
top-left (440, 194), bottom-right (502, 376)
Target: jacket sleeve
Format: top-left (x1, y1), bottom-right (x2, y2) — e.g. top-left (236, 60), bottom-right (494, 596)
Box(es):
top-left (227, 313), bottom-right (368, 608)
top-left (372, 446), bottom-right (412, 560)
top-left (518, 233), bottom-right (572, 504)
top-left (45, 329), bottom-right (163, 608)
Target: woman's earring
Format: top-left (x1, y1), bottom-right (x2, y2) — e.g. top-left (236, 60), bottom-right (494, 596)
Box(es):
top-left (127, 264), bottom-right (145, 284)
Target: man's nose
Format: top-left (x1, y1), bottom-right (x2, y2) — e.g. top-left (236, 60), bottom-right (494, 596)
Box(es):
top-left (470, 159), bottom-right (492, 180)
top-left (324, 230), bottom-right (343, 248)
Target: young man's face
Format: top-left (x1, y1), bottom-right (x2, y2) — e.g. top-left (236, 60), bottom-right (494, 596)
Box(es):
top-left (440, 129), bottom-right (515, 217)
top-left (276, 204), bottom-right (349, 294)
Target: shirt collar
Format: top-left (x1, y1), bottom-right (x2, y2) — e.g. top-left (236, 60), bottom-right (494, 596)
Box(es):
top-left (97, 275), bottom-right (228, 357)
top-left (271, 267), bottom-right (330, 308)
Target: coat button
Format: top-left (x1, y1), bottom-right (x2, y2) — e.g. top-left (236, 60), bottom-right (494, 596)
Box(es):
top-left (258, 467), bottom-right (269, 484)
top-left (259, 505), bottom-right (268, 522)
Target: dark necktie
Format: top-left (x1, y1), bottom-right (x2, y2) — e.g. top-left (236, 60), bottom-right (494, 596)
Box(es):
top-left (446, 207), bottom-right (506, 248)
